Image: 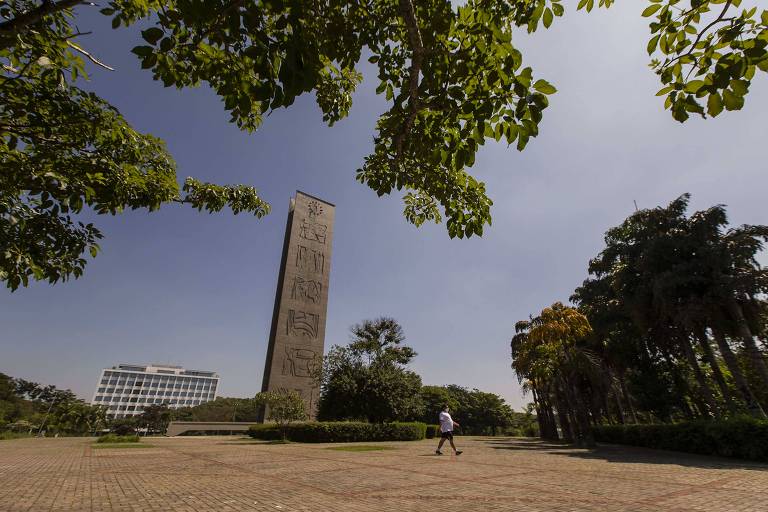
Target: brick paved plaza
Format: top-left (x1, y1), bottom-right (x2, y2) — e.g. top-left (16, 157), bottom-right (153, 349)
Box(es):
top-left (1, 436), bottom-right (767, 511)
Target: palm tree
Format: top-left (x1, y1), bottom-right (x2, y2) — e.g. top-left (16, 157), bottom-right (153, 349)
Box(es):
top-left (512, 302), bottom-right (599, 447)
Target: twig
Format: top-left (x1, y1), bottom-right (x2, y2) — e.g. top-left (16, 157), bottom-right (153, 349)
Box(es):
top-left (662, 0), bottom-right (734, 70)
top-left (394, 0), bottom-right (426, 157)
top-left (66, 40), bottom-right (114, 70)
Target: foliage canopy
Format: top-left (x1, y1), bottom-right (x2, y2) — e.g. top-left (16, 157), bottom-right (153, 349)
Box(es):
top-left (2, 0), bottom-right (766, 289)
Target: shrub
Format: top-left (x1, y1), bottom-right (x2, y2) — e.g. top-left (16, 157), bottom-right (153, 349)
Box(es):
top-left (425, 425), bottom-right (440, 439)
top-left (246, 424), bottom-right (283, 441)
top-left (248, 422), bottom-right (427, 443)
top-left (110, 419), bottom-right (137, 436)
top-left (97, 434), bottom-right (140, 443)
top-left (592, 417), bottom-right (768, 462)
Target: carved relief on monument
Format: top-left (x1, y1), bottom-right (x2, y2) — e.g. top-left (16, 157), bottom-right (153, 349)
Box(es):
top-left (287, 309), bottom-right (319, 340)
top-left (291, 276), bottom-right (322, 304)
top-left (281, 346), bottom-right (318, 378)
top-left (299, 218), bottom-right (327, 245)
top-left (296, 244), bottom-right (325, 274)
top-left (308, 200), bottom-right (323, 219)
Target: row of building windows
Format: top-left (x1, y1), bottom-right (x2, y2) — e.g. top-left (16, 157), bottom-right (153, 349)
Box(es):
top-left (99, 397), bottom-right (205, 406)
top-left (101, 373), bottom-right (215, 381)
top-left (96, 388), bottom-right (213, 396)
top-left (108, 403), bottom-right (197, 412)
top-left (100, 376), bottom-right (215, 386)
top-left (94, 393), bottom-right (214, 401)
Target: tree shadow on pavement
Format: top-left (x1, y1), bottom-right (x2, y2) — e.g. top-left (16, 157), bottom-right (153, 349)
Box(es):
top-left (486, 438), bottom-right (768, 471)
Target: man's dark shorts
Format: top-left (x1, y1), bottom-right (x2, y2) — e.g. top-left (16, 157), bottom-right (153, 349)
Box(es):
top-left (440, 431), bottom-right (453, 440)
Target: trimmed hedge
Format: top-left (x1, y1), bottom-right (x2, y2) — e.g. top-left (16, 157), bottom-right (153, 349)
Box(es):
top-left (247, 422), bottom-right (427, 443)
top-left (593, 417), bottom-right (768, 462)
top-left (425, 424), bottom-right (440, 439)
top-left (97, 434), bottom-right (140, 443)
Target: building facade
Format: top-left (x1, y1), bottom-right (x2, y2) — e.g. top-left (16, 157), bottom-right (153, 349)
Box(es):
top-left (90, 364), bottom-right (219, 418)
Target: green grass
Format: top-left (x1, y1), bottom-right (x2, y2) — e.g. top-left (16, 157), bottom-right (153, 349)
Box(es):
top-left (325, 445), bottom-right (396, 452)
top-left (97, 434), bottom-right (140, 443)
top-left (0, 432), bottom-right (33, 441)
top-left (92, 443), bottom-right (155, 449)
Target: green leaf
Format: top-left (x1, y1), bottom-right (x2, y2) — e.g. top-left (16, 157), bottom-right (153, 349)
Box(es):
top-left (722, 89), bottom-right (744, 111)
top-left (131, 46), bottom-right (153, 57)
top-left (730, 79), bottom-right (748, 96)
top-left (533, 79), bottom-right (557, 94)
top-left (642, 4), bottom-right (662, 17)
top-left (141, 28), bottom-right (164, 45)
top-left (684, 80), bottom-right (704, 93)
top-left (707, 92), bottom-right (723, 117)
top-left (543, 8), bottom-right (553, 28)
top-left (647, 35), bottom-right (660, 55)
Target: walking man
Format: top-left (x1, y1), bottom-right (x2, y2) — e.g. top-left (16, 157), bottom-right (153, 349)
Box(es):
top-left (436, 404), bottom-right (462, 455)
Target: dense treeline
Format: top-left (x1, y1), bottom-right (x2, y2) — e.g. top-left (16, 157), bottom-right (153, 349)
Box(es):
top-left (511, 195), bottom-right (768, 447)
top-left (0, 373), bottom-right (107, 436)
top-left (316, 317), bottom-right (531, 435)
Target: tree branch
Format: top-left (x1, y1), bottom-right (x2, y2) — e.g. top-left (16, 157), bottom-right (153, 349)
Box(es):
top-left (394, 0), bottom-right (426, 158)
top-left (0, 0), bottom-right (84, 37)
top-left (661, 0), bottom-right (734, 71)
top-left (66, 41), bottom-right (115, 71)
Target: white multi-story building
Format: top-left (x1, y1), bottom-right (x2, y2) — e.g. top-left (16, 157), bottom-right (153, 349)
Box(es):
top-left (90, 364), bottom-right (220, 418)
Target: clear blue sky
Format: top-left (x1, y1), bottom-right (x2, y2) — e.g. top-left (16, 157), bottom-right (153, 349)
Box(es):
top-left (1, 3), bottom-right (766, 410)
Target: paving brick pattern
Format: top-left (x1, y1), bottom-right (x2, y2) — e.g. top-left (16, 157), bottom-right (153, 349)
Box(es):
top-left (1, 436), bottom-right (767, 511)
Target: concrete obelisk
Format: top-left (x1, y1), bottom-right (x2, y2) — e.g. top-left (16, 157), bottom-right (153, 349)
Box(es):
top-left (261, 191), bottom-right (335, 419)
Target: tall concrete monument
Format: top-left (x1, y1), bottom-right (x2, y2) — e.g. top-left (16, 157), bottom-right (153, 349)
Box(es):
top-left (261, 191), bottom-right (335, 419)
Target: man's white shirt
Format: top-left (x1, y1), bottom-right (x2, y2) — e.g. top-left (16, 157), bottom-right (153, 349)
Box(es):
top-left (439, 411), bottom-right (454, 433)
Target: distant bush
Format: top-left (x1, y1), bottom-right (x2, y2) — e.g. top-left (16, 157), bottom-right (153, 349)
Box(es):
top-left (110, 420), bottom-right (137, 436)
top-left (97, 434), bottom-right (140, 444)
top-left (245, 424), bottom-right (283, 441)
top-left (593, 417), bottom-right (768, 462)
top-left (248, 422), bottom-right (427, 443)
top-left (425, 425), bottom-right (440, 439)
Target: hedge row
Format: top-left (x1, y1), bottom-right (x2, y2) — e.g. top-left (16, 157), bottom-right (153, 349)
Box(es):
top-left (248, 422), bottom-right (427, 443)
top-left (593, 417), bottom-right (768, 462)
top-left (425, 425), bottom-right (440, 439)
top-left (97, 434), bottom-right (140, 443)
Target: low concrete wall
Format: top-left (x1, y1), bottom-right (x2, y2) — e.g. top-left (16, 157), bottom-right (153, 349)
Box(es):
top-left (167, 421), bottom-right (260, 437)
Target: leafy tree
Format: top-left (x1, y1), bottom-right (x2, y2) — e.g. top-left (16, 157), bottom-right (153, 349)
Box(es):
top-left (410, 384), bottom-right (514, 435)
top-left (255, 389), bottom-right (307, 440)
top-left (318, 317), bottom-right (423, 422)
top-left (109, 417), bottom-right (137, 435)
top-left (586, 194), bottom-right (768, 418)
top-left (512, 302), bottom-right (599, 446)
top-left (513, 195), bottom-right (768, 445)
top-left (414, 385), bottom-right (459, 425)
top-left (3, 0), bottom-right (765, 290)
top-left (171, 397), bottom-right (262, 422)
top-left (138, 404), bottom-right (172, 434)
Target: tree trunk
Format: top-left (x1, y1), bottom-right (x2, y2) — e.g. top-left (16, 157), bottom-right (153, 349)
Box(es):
top-left (728, 299), bottom-right (768, 388)
top-left (613, 386), bottom-right (626, 424)
top-left (563, 376), bottom-right (595, 448)
top-left (531, 388), bottom-right (548, 439)
top-left (554, 385), bottom-right (575, 443)
top-left (544, 397), bottom-right (560, 441)
top-left (695, 328), bottom-right (738, 415)
top-left (619, 377), bottom-right (637, 424)
top-left (680, 335), bottom-right (720, 418)
top-left (712, 328), bottom-right (766, 418)
top-left (532, 386), bottom-right (558, 441)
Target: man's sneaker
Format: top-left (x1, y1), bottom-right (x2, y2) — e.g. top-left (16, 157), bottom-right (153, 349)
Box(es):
top-left (455, 450), bottom-right (463, 455)
top-left (435, 450), bottom-right (443, 455)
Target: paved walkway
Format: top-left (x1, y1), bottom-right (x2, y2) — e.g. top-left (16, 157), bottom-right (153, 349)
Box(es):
top-left (1, 436), bottom-right (766, 511)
